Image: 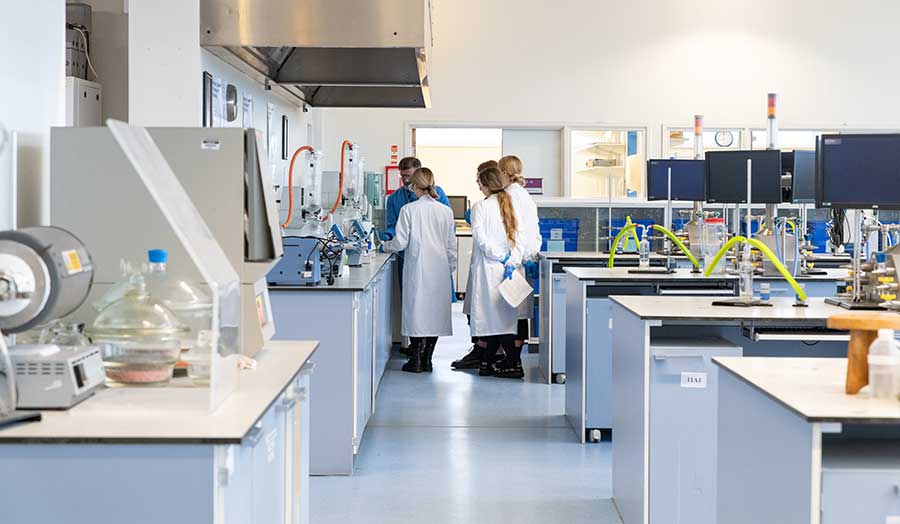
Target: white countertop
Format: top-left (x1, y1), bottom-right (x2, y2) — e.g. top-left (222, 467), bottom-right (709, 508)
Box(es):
top-left (0, 341), bottom-right (318, 444)
top-left (610, 296), bottom-right (859, 322)
top-left (566, 267), bottom-right (846, 282)
top-left (541, 251), bottom-right (682, 260)
top-left (268, 252), bottom-right (394, 292)
top-left (714, 357), bottom-right (900, 423)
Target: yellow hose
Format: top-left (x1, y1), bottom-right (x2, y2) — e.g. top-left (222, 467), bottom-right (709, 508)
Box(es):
top-left (704, 236), bottom-right (747, 277)
top-left (625, 216), bottom-right (641, 248)
top-left (747, 238), bottom-right (808, 301)
top-left (608, 223), bottom-right (637, 268)
top-left (702, 235), bottom-right (808, 301)
top-left (652, 225), bottom-right (699, 268)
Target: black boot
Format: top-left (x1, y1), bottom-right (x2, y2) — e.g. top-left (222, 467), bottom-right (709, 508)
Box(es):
top-left (402, 340), bottom-right (424, 373)
top-left (421, 338), bottom-right (437, 372)
top-left (451, 345), bottom-right (483, 370)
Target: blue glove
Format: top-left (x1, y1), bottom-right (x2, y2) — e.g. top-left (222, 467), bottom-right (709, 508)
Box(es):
top-left (464, 208), bottom-right (472, 225)
top-left (524, 259), bottom-right (539, 279)
top-left (378, 231), bottom-right (393, 242)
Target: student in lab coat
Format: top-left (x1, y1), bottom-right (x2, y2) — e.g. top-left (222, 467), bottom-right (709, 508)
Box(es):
top-left (467, 166), bottom-right (524, 379)
top-left (382, 168), bottom-right (457, 373)
top-left (499, 155), bottom-right (543, 356)
top-left (453, 160), bottom-right (501, 371)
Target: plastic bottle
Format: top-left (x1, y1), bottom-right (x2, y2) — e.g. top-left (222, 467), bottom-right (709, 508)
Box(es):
top-left (639, 229), bottom-right (650, 268)
top-left (144, 249), bottom-right (213, 350)
top-left (868, 329), bottom-right (900, 399)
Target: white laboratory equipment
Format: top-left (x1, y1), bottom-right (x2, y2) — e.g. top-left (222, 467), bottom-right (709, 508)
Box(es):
top-left (867, 329), bottom-right (900, 399)
top-left (0, 226), bottom-right (105, 425)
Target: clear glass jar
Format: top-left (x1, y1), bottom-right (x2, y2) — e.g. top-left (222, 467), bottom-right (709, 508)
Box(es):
top-left (702, 218), bottom-right (727, 274)
top-left (183, 329), bottom-right (212, 386)
top-left (87, 275), bottom-right (188, 386)
top-left (39, 321), bottom-right (90, 347)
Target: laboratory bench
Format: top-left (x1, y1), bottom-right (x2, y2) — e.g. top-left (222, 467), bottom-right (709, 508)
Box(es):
top-left (608, 297), bottom-right (864, 524)
top-left (538, 251), bottom-right (690, 384)
top-left (0, 341), bottom-right (318, 524)
top-left (269, 252), bottom-right (397, 475)
top-left (561, 267), bottom-right (844, 443)
top-left (716, 357), bottom-right (900, 524)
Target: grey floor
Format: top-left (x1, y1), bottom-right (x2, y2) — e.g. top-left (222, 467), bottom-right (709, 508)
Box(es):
top-left (311, 304), bottom-right (622, 523)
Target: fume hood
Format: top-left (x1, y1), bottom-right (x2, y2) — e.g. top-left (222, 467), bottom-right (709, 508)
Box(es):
top-left (200, 0), bottom-right (432, 108)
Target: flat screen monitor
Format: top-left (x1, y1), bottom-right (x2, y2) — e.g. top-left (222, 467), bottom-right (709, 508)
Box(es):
top-left (448, 195), bottom-right (468, 220)
top-left (817, 134), bottom-right (900, 209)
top-left (790, 150), bottom-right (816, 204)
top-left (705, 150), bottom-right (782, 204)
top-left (646, 159), bottom-right (706, 201)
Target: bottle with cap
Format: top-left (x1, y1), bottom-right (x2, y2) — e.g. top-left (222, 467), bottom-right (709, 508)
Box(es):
top-left (867, 329), bottom-right (900, 399)
top-left (145, 249), bottom-right (213, 351)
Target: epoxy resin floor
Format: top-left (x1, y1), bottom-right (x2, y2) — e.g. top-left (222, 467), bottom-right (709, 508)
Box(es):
top-left (311, 305), bottom-right (621, 523)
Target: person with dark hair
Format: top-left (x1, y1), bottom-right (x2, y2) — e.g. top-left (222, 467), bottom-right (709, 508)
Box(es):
top-left (465, 166), bottom-right (524, 379)
top-left (381, 168), bottom-right (457, 373)
top-left (383, 157), bottom-right (451, 242)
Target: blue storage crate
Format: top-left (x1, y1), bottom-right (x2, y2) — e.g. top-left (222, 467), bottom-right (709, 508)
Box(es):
top-left (809, 220), bottom-right (829, 253)
top-left (540, 218), bottom-right (580, 252)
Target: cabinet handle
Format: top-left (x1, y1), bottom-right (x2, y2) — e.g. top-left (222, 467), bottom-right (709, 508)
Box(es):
top-left (295, 385), bottom-right (308, 401)
top-left (245, 422), bottom-right (265, 446)
top-left (301, 362), bottom-right (316, 375)
top-left (277, 395), bottom-right (297, 412)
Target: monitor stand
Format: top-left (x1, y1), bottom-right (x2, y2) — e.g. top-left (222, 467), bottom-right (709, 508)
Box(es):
top-left (711, 298), bottom-right (774, 307)
top-left (824, 297), bottom-right (885, 311)
top-left (0, 410), bottom-right (41, 429)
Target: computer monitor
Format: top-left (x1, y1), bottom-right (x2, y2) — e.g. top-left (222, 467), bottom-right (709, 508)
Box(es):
top-left (447, 195), bottom-right (468, 220)
top-left (789, 150), bottom-right (816, 204)
top-left (646, 159), bottom-right (706, 201)
top-left (705, 150), bottom-right (783, 204)
top-left (817, 134), bottom-right (900, 210)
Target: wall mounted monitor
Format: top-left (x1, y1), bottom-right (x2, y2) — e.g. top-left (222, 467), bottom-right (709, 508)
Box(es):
top-left (447, 195), bottom-right (468, 220)
top-left (789, 150), bottom-right (816, 204)
top-left (817, 133), bottom-right (900, 209)
top-left (705, 149), bottom-right (782, 204)
top-left (646, 159), bottom-right (706, 201)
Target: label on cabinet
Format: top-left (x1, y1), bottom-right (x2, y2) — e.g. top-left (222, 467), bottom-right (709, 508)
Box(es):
top-left (680, 372), bottom-right (707, 389)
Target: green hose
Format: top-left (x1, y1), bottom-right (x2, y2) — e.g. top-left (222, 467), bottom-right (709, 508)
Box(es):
top-left (625, 216), bottom-right (641, 248)
top-left (704, 236), bottom-right (747, 277)
top-left (652, 225), bottom-right (699, 268)
top-left (608, 223), bottom-right (637, 268)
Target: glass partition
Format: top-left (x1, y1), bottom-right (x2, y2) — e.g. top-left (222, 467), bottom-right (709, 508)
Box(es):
top-left (569, 128), bottom-right (645, 199)
top-left (665, 127), bottom-right (744, 159)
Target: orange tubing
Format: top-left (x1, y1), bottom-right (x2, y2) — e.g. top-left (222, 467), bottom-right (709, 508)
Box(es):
top-left (329, 140), bottom-right (352, 217)
top-left (281, 145), bottom-right (315, 228)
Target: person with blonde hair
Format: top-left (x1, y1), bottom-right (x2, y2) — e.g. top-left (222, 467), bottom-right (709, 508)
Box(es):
top-left (465, 166), bottom-right (524, 378)
top-left (499, 155), bottom-right (543, 357)
top-left (382, 167), bottom-right (457, 373)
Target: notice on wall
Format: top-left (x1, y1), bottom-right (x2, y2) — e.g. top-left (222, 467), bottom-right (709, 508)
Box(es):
top-left (211, 78), bottom-right (226, 127)
top-left (680, 372), bottom-right (708, 389)
top-left (266, 102), bottom-right (276, 159)
top-left (242, 94), bottom-right (254, 130)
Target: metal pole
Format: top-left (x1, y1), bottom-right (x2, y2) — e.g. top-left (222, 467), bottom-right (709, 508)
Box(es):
top-left (666, 166), bottom-right (673, 266)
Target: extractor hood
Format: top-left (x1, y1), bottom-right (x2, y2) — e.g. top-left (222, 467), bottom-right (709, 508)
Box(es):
top-left (200, 0), bottom-right (432, 108)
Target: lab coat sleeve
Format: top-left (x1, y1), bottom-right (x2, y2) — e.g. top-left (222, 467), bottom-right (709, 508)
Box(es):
top-left (435, 186), bottom-right (451, 208)
top-left (383, 205), bottom-right (411, 254)
top-left (447, 219), bottom-right (458, 274)
top-left (472, 203), bottom-right (520, 265)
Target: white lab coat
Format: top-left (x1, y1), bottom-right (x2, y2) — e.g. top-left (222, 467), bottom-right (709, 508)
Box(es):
top-left (468, 195), bottom-right (520, 337)
top-left (382, 195), bottom-right (457, 337)
top-left (507, 183), bottom-right (543, 319)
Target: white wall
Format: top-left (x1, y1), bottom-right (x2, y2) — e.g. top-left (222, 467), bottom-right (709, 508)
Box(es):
top-left (128, 0), bottom-right (200, 125)
top-left (84, 0), bottom-right (128, 121)
top-left (0, 0), bottom-right (65, 226)
top-left (322, 0), bottom-right (900, 174)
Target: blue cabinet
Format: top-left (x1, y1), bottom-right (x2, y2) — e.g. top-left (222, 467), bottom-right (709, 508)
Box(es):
top-left (648, 339), bottom-right (741, 524)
